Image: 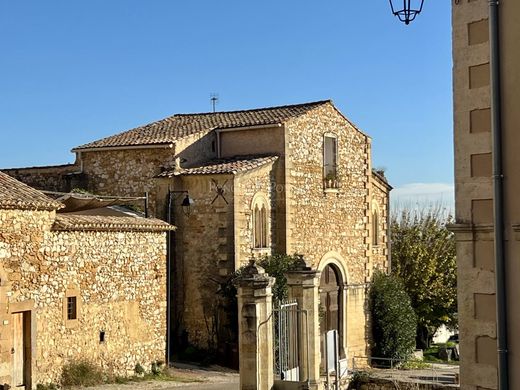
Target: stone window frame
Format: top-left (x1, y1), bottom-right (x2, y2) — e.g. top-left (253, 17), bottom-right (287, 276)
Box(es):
top-left (63, 287), bottom-right (81, 329)
top-left (323, 132), bottom-right (339, 191)
top-left (251, 193), bottom-right (269, 250)
top-left (372, 202), bottom-right (380, 247)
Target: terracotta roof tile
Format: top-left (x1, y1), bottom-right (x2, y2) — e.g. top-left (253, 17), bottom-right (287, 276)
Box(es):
top-left (0, 171), bottom-right (63, 211)
top-left (157, 155), bottom-right (278, 177)
top-left (73, 100), bottom-right (330, 150)
top-left (52, 214), bottom-right (175, 232)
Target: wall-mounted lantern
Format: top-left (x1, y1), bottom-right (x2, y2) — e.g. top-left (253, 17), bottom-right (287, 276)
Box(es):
top-left (389, 0), bottom-right (424, 25)
top-left (181, 194), bottom-right (194, 216)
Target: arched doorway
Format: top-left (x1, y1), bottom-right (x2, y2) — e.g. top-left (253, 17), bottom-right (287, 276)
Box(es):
top-left (319, 263), bottom-right (344, 370)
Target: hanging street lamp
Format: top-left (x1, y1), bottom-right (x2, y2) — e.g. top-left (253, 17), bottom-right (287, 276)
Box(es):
top-left (389, 0), bottom-right (424, 25)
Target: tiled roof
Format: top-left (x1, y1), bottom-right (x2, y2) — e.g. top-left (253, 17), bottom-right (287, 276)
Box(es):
top-left (52, 214), bottom-right (175, 232)
top-left (73, 100), bottom-right (331, 151)
top-left (157, 155), bottom-right (279, 177)
top-left (0, 171), bottom-right (63, 211)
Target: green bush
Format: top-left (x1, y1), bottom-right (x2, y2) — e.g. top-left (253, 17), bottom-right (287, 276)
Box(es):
top-left (370, 270), bottom-right (417, 361)
top-left (61, 359), bottom-right (104, 387)
top-left (36, 384), bottom-right (58, 390)
top-left (134, 363), bottom-right (145, 375)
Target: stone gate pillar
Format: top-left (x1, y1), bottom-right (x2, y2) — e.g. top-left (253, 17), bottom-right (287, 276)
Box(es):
top-left (235, 260), bottom-right (275, 390)
top-left (286, 256), bottom-right (322, 390)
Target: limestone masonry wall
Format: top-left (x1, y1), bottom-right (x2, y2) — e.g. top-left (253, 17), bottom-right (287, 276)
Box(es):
top-left (170, 174), bottom-right (235, 348)
top-left (285, 103), bottom-right (370, 284)
top-left (234, 163), bottom-right (277, 266)
top-left (80, 148), bottom-right (177, 218)
top-left (2, 164), bottom-right (81, 193)
top-left (0, 208), bottom-right (167, 386)
top-left (371, 176), bottom-right (390, 272)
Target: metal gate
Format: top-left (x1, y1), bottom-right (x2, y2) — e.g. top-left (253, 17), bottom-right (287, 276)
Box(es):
top-left (273, 300), bottom-right (309, 382)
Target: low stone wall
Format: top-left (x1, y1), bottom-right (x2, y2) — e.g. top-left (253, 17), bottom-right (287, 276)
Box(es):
top-left (348, 377), bottom-right (458, 390)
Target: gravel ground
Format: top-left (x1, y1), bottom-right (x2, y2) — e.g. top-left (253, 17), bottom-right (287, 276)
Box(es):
top-left (68, 363), bottom-right (239, 390)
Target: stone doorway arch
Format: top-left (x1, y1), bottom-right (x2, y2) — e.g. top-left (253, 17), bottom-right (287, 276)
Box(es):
top-left (319, 262), bottom-right (345, 370)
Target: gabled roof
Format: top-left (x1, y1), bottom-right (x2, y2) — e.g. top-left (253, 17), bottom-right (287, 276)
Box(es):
top-left (73, 100), bottom-right (331, 151)
top-left (0, 171), bottom-right (63, 211)
top-left (157, 155), bottom-right (279, 177)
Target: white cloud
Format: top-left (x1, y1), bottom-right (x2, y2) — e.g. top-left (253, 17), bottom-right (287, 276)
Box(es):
top-left (391, 183), bottom-right (455, 213)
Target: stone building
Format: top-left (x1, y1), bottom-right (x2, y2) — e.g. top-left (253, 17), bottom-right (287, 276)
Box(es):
top-left (0, 171), bottom-right (173, 388)
top-left (4, 100), bottom-right (391, 371)
top-left (451, 1), bottom-right (520, 389)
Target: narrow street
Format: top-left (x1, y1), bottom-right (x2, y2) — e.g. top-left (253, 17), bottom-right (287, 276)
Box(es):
top-left (69, 364), bottom-right (239, 390)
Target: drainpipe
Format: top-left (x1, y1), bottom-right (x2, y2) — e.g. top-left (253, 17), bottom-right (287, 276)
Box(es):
top-left (489, 1), bottom-right (509, 389)
top-left (166, 189), bottom-right (173, 365)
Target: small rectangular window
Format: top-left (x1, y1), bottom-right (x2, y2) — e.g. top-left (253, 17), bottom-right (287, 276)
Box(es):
top-left (324, 135), bottom-right (338, 189)
top-left (67, 296), bottom-right (77, 320)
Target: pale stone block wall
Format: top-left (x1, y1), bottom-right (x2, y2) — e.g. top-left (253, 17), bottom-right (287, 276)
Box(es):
top-left (0, 208), bottom-right (167, 386)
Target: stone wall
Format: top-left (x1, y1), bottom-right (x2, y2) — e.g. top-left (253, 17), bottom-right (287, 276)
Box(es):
top-left (78, 131), bottom-right (217, 219)
top-left (284, 103), bottom-right (371, 283)
top-left (167, 174), bottom-right (235, 349)
top-left (2, 164), bottom-right (82, 193)
top-left (0, 208), bottom-right (167, 387)
top-left (79, 148), bottom-right (177, 218)
top-left (234, 163), bottom-right (277, 266)
top-left (283, 103), bottom-right (390, 363)
top-left (348, 376), bottom-right (457, 390)
top-left (371, 175), bottom-right (390, 272)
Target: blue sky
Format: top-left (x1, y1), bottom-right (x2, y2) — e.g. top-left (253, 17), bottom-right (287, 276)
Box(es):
top-left (0, 0), bottom-right (453, 207)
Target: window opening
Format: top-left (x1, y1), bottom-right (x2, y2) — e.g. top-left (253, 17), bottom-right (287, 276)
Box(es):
top-left (252, 198), bottom-right (268, 249)
top-left (372, 209), bottom-right (379, 246)
top-left (324, 135), bottom-right (338, 189)
top-left (67, 297), bottom-right (77, 320)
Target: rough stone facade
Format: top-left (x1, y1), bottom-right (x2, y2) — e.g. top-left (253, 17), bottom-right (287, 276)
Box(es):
top-left (3, 164), bottom-right (82, 193)
top-left (4, 101), bottom-right (391, 376)
top-left (0, 204), bottom-right (169, 388)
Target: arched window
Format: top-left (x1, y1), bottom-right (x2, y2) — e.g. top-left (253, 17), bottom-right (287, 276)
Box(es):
top-left (372, 207), bottom-right (380, 246)
top-left (252, 196), bottom-right (268, 249)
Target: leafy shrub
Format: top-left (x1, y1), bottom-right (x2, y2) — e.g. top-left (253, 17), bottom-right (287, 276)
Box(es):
top-left (347, 371), bottom-right (370, 389)
top-left (370, 270), bottom-right (417, 361)
top-left (61, 360), bottom-right (104, 387)
top-left (151, 360), bottom-right (164, 375)
top-left (221, 254), bottom-right (300, 304)
top-left (135, 363), bottom-right (145, 375)
top-left (36, 384), bottom-right (58, 390)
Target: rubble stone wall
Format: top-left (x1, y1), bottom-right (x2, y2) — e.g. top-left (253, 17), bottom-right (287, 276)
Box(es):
top-left (284, 103), bottom-right (390, 361)
top-left (234, 163), bottom-right (277, 266)
top-left (169, 174), bottom-right (235, 348)
top-left (284, 103), bottom-right (372, 284)
top-left (0, 208), bottom-right (167, 387)
top-left (2, 164), bottom-right (81, 193)
top-left (371, 176), bottom-right (390, 272)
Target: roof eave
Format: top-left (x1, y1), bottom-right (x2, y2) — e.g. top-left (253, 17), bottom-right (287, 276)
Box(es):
top-left (72, 143), bottom-right (174, 153)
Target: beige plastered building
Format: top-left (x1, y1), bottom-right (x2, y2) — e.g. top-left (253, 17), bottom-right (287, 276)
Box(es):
top-left (452, 1), bottom-right (520, 389)
top-left (0, 172), bottom-right (172, 388)
top-left (4, 100), bottom-right (391, 370)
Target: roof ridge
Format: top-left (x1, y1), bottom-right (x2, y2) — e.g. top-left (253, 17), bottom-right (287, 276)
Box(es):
top-left (173, 99), bottom-right (332, 117)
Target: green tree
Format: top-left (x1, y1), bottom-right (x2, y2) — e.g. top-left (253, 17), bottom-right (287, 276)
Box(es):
top-left (391, 208), bottom-right (457, 349)
top-left (370, 270), bottom-right (417, 361)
